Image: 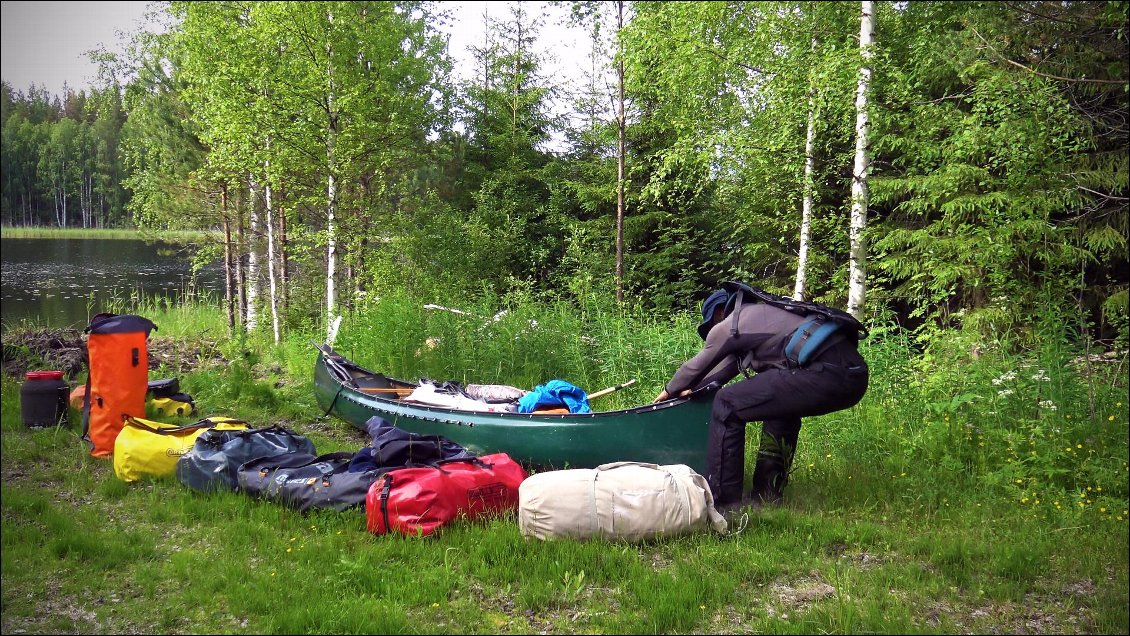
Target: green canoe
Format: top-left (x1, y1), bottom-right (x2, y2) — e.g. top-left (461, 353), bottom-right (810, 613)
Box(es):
top-left (313, 345), bottom-right (717, 472)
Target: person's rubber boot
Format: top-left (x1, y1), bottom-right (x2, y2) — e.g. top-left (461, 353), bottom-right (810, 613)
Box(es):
top-left (750, 430), bottom-right (796, 506)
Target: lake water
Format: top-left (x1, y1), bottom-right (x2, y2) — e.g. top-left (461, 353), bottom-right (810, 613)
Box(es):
top-left (1, 237), bottom-right (223, 329)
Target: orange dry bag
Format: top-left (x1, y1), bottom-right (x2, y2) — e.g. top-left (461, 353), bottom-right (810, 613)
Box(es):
top-left (81, 313), bottom-right (157, 458)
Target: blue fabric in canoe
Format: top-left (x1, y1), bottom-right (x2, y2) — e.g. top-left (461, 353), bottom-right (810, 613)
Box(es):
top-left (517, 380), bottom-right (591, 414)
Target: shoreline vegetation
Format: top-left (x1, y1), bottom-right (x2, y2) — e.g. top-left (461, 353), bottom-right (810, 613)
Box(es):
top-left (1, 296), bottom-right (1126, 634)
top-left (0, 226), bottom-right (220, 242)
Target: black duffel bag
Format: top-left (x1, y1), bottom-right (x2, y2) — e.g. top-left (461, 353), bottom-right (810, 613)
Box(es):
top-left (366, 416), bottom-right (473, 467)
top-left (237, 451), bottom-right (385, 513)
top-left (177, 424), bottom-right (317, 493)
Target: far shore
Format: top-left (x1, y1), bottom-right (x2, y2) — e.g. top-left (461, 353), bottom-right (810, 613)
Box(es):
top-left (1, 226), bottom-right (220, 241)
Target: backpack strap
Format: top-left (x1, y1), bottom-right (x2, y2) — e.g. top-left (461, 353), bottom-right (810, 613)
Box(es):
top-left (784, 317), bottom-right (842, 367)
top-left (80, 370), bottom-right (94, 453)
top-left (729, 288), bottom-right (744, 338)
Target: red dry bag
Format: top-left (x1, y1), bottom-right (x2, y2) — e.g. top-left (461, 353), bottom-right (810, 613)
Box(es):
top-left (366, 453), bottom-right (527, 537)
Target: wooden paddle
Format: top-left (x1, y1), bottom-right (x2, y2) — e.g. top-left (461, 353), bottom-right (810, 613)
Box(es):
top-left (531, 379), bottom-right (637, 414)
top-left (587, 379), bottom-right (637, 401)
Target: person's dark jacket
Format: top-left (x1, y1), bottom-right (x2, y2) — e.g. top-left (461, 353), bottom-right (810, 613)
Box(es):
top-left (665, 303), bottom-right (863, 395)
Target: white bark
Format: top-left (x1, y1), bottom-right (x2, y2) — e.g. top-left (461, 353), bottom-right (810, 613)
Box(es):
top-left (847, 0), bottom-right (874, 320)
top-left (794, 88), bottom-right (817, 301)
top-left (326, 174), bottom-right (337, 338)
top-left (246, 176), bottom-right (261, 333)
top-left (222, 187), bottom-right (235, 334)
top-left (264, 155), bottom-right (280, 344)
top-left (324, 7), bottom-right (339, 343)
top-left (615, 0), bottom-right (626, 303)
top-left (60, 162), bottom-right (67, 228)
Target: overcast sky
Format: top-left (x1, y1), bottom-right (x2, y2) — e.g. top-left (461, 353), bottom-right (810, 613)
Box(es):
top-left (1, 1), bottom-right (594, 98)
top-left (1, 1), bottom-right (153, 95)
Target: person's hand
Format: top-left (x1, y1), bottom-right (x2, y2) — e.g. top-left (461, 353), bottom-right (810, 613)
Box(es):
top-left (653, 388), bottom-right (692, 403)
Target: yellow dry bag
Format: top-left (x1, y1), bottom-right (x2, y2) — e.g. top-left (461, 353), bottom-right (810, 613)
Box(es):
top-left (113, 416), bottom-right (248, 482)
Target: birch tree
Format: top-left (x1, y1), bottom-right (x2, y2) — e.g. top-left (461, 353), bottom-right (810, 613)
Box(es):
top-left (613, 0), bottom-right (627, 303)
top-left (243, 1), bottom-right (448, 335)
top-left (174, 1), bottom-right (266, 333)
top-left (793, 37), bottom-right (818, 301)
top-left (847, 0), bottom-right (873, 319)
top-left (264, 150), bottom-right (280, 344)
top-left (245, 177), bottom-right (261, 332)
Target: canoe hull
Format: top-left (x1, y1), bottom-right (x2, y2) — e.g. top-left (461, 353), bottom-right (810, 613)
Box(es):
top-left (314, 349), bottom-right (714, 473)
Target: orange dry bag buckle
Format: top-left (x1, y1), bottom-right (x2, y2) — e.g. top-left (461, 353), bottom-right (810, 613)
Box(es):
top-left (80, 313), bottom-right (158, 458)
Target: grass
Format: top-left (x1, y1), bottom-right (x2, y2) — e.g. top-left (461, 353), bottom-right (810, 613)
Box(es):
top-left (1, 294), bottom-right (1127, 634)
top-left (0, 225), bottom-right (219, 242)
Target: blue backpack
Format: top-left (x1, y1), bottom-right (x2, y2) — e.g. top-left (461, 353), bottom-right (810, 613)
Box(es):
top-left (721, 281), bottom-right (868, 367)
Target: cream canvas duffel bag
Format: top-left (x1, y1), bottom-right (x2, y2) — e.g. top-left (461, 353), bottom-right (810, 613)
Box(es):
top-left (518, 461), bottom-right (728, 541)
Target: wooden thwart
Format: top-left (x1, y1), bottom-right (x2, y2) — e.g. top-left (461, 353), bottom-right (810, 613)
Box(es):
top-left (358, 387), bottom-right (414, 397)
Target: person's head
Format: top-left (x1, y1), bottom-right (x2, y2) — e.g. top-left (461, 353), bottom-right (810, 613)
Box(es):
top-left (697, 290), bottom-right (731, 340)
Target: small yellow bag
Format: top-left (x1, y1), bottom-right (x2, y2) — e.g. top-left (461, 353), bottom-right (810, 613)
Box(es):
top-left (149, 395), bottom-right (196, 417)
top-left (113, 416), bottom-right (248, 482)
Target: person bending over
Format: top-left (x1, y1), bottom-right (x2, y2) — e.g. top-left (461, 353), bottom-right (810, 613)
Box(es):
top-left (655, 286), bottom-right (868, 514)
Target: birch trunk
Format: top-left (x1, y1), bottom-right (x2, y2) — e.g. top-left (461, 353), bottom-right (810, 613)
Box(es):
top-left (794, 90), bottom-right (817, 301)
top-left (324, 7), bottom-right (340, 344)
top-left (246, 177), bottom-right (260, 333)
top-left (235, 191), bottom-right (247, 327)
top-left (60, 164), bottom-right (67, 227)
top-left (326, 173), bottom-right (338, 342)
top-left (615, 0), bottom-right (626, 304)
top-left (847, 0), bottom-right (874, 320)
top-left (279, 200), bottom-right (289, 315)
top-left (85, 174), bottom-right (92, 228)
top-left (244, 175), bottom-right (261, 334)
top-left (264, 155), bottom-right (280, 344)
top-left (222, 186), bottom-right (235, 334)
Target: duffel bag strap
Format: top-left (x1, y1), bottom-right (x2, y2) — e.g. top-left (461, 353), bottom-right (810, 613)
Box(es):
top-left (228, 423), bottom-right (293, 438)
top-left (436, 456), bottom-right (490, 470)
top-left (378, 474), bottom-right (394, 532)
top-left (122, 415), bottom-right (220, 435)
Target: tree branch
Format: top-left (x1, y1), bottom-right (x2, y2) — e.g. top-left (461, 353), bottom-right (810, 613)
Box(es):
top-left (968, 25), bottom-right (1127, 86)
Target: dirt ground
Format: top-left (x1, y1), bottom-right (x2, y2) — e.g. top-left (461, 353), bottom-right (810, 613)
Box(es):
top-left (1, 327), bottom-right (227, 381)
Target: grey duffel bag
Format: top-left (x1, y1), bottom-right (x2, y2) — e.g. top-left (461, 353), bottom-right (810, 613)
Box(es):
top-left (237, 451), bottom-right (385, 513)
top-left (176, 424), bottom-right (317, 493)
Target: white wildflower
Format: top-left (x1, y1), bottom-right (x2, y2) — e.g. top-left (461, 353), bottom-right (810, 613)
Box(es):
top-left (997, 389), bottom-right (1015, 397)
top-left (1031, 369), bottom-right (1050, 382)
top-left (1039, 400), bottom-right (1057, 411)
top-left (992, 371), bottom-right (1017, 385)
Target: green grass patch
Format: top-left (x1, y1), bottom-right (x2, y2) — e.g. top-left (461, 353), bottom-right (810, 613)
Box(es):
top-left (1, 225), bottom-right (218, 242)
top-left (1, 293), bottom-right (1126, 634)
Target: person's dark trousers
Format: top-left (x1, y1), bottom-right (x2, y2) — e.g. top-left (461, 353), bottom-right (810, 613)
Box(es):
top-left (705, 352), bottom-right (869, 507)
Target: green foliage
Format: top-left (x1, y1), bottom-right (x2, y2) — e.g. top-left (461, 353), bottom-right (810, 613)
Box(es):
top-left (870, 1), bottom-right (1128, 340)
top-left (2, 82), bottom-right (132, 227)
top-left (6, 0), bottom-right (1128, 352)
